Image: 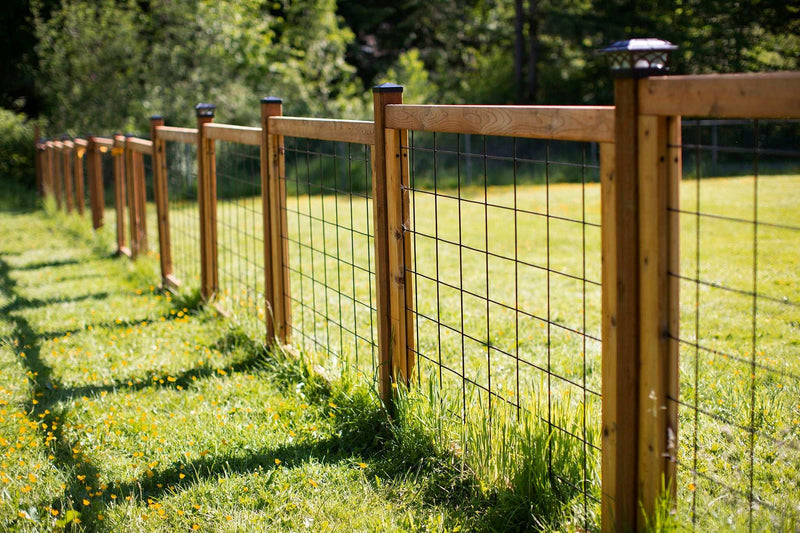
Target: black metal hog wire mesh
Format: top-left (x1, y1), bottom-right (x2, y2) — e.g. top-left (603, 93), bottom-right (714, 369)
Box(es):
top-left (281, 136), bottom-right (378, 378)
top-left (164, 140), bottom-right (201, 291)
top-left (213, 140), bottom-right (266, 324)
top-left (403, 130), bottom-right (603, 525)
top-left (670, 118), bottom-right (800, 530)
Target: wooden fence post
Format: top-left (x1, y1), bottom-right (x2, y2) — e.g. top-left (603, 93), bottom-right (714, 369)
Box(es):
top-left (53, 140), bottom-right (63, 210)
top-left (260, 97), bottom-right (291, 343)
top-left (150, 116), bottom-right (176, 288)
top-left (62, 137), bottom-right (75, 213)
top-left (372, 83), bottom-right (414, 409)
top-left (600, 39), bottom-right (680, 532)
top-left (87, 136), bottom-right (105, 229)
top-left (73, 139), bottom-right (86, 216)
top-left (44, 141), bottom-right (55, 201)
top-left (637, 110), bottom-right (681, 527)
top-left (113, 134), bottom-right (129, 256)
top-left (602, 74), bottom-right (642, 533)
top-left (196, 103), bottom-right (218, 300)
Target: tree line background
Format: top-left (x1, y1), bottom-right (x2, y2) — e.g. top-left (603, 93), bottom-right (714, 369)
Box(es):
top-left (0, 0), bottom-right (798, 180)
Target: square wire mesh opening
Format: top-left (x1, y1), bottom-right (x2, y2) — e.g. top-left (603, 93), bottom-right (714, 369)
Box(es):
top-left (282, 136), bottom-right (378, 378)
top-left (164, 140), bottom-right (200, 290)
top-left (404, 131), bottom-right (603, 525)
top-left (670, 118), bottom-right (800, 530)
top-left (214, 140), bottom-right (266, 326)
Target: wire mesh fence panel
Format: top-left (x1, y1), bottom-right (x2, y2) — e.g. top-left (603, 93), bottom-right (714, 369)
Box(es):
top-left (214, 140), bottom-right (266, 332)
top-left (282, 137), bottom-right (378, 378)
top-left (671, 119), bottom-right (800, 530)
top-left (99, 148), bottom-right (122, 238)
top-left (403, 131), bottom-right (603, 523)
top-left (142, 152), bottom-right (159, 254)
top-left (165, 140), bottom-right (200, 291)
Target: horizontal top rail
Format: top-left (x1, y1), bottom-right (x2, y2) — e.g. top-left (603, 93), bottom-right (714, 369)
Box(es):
top-left (156, 126), bottom-right (198, 144)
top-left (639, 72), bottom-right (800, 118)
top-left (113, 136), bottom-right (126, 149)
top-left (93, 137), bottom-right (114, 149)
top-left (63, 140), bottom-right (74, 150)
top-left (53, 140), bottom-right (63, 150)
top-left (385, 104), bottom-right (616, 143)
top-left (268, 116), bottom-right (374, 145)
top-left (204, 123), bottom-right (261, 146)
top-left (127, 137), bottom-right (153, 154)
top-left (73, 138), bottom-right (88, 148)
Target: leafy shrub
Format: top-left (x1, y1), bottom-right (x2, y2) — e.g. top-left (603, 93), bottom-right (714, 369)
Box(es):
top-left (0, 108), bottom-right (37, 189)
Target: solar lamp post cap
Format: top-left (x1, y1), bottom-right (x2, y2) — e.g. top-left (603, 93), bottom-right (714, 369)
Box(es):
top-left (599, 38), bottom-right (678, 78)
top-left (195, 103), bottom-right (217, 118)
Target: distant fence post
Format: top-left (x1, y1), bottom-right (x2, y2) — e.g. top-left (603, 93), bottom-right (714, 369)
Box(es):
top-left (260, 97), bottom-right (291, 343)
top-left (372, 83), bottom-right (414, 409)
top-left (53, 140), bottom-right (63, 210)
top-left (62, 137), bottom-right (75, 213)
top-left (73, 139), bottom-right (86, 216)
top-left (112, 134), bottom-right (129, 256)
top-left (599, 39), bottom-right (679, 532)
top-left (150, 116), bottom-right (176, 288)
top-left (44, 141), bottom-right (55, 201)
top-left (87, 136), bottom-right (105, 229)
top-left (196, 103), bottom-right (218, 300)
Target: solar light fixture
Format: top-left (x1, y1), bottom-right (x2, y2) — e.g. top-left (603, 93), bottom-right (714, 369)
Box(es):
top-left (599, 38), bottom-right (677, 78)
top-left (195, 103), bottom-right (216, 118)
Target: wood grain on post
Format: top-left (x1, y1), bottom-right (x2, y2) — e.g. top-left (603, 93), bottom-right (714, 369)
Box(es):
top-left (601, 77), bottom-right (640, 533)
top-left (637, 112), bottom-right (674, 526)
top-left (151, 117), bottom-right (175, 288)
top-left (196, 104), bottom-right (218, 300)
top-left (261, 98), bottom-right (291, 343)
top-left (372, 83), bottom-right (411, 409)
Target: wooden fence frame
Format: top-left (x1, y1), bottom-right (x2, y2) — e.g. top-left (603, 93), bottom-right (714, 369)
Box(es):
top-left (32, 70), bottom-right (800, 532)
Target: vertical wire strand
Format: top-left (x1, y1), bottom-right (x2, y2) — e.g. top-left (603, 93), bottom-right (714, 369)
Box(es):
top-left (691, 121), bottom-right (702, 527)
top-left (482, 135), bottom-right (492, 425)
top-left (747, 120), bottom-right (761, 532)
top-left (513, 138), bottom-right (521, 417)
top-left (545, 139), bottom-right (553, 480)
top-left (581, 142), bottom-right (589, 523)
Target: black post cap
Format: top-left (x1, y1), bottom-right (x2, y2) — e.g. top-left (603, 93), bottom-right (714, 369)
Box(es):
top-left (150, 115), bottom-right (164, 121)
top-left (373, 83), bottom-right (404, 93)
top-left (598, 38), bottom-right (677, 79)
top-left (261, 97), bottom-right (283, 104)
top-left (195, 103), bottom-right (216, 118)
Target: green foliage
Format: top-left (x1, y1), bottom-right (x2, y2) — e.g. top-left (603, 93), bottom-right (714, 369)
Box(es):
top-left (0, 108), bottom-right (38, 206)
top-left (33, 0), bottom-right (145, 134)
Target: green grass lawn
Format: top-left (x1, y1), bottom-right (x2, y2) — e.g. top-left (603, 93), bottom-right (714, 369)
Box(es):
top-left (0, 204), bottom-right (531, 532)
top-left (2, 172), bottom-right (798, 531)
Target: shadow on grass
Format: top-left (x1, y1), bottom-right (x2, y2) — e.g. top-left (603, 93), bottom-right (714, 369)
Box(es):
top-left (0, 252), bottom-right (539, 532)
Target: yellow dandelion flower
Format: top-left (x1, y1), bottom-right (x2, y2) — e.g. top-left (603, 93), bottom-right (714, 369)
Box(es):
top-left (274, 458), bottom-right (281, 466)
top-left (82, 499), bottom-right (90, 506)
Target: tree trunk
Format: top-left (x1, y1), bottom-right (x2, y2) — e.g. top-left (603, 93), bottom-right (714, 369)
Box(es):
top-left (527, 0), bottom-right (539, 103)
top-left (514, 0), bottom-right (525, 103)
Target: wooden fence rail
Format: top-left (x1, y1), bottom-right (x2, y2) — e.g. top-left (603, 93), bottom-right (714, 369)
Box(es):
top-left (33, 69), bottom-right (800, 532)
